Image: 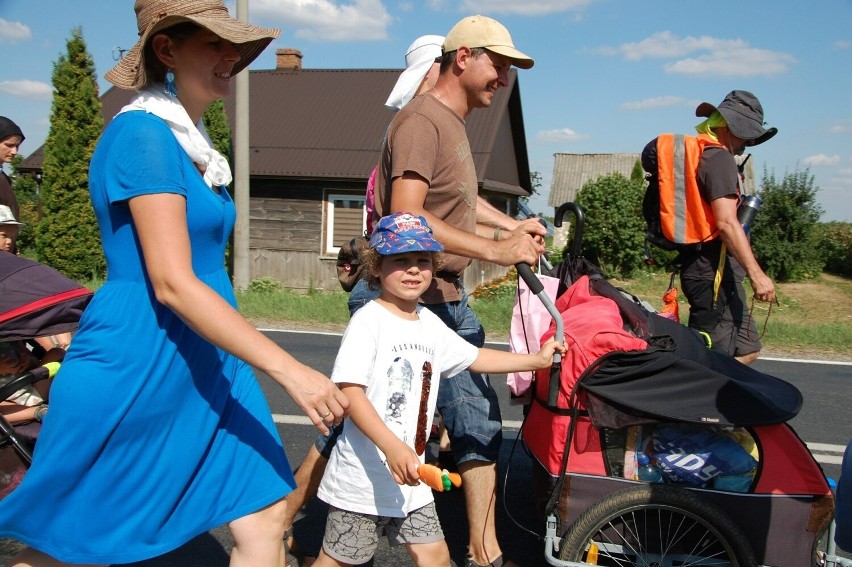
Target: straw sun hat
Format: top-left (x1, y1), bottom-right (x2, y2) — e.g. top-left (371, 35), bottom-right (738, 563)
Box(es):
top-left (105, 0), bottom-right (280, 90)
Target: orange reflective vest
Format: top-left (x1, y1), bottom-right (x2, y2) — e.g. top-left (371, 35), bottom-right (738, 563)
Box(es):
top-left (655, 133), bottom-right (727, 246)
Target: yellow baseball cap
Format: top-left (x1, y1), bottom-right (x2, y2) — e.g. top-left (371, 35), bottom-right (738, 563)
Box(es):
top-left (443, 15), bottom-right (534, 69)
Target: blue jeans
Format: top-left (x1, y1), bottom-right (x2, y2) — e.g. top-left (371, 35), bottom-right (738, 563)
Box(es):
top-left (422, 284), bottom-right (502, 466)
top-left (347, 277), bottom-right (380, 318)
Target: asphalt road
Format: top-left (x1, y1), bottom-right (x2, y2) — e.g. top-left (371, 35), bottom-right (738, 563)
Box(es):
top-left (1, 330), bottom-right (849, 566)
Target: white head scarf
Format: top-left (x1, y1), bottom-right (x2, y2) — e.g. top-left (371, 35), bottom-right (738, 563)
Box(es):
top-left (384, 35), bottom-right (444, 111)
top-left (118, 85), bottom-right (232, 189)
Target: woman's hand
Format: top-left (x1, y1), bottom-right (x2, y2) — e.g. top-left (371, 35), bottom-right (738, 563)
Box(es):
top-left (276, 362), bottom-right (349, 435)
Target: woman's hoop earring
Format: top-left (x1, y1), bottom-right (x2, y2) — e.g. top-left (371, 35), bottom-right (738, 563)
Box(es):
top-left (164, 69), bottom-right (178, 98)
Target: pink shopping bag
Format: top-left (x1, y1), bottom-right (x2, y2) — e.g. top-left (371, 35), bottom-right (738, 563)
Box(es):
top-left (507, 272), bottom-right (559, 396)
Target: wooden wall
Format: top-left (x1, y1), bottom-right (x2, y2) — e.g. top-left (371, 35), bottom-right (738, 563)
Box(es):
top-left (245, 180), bottom-right (510, 292)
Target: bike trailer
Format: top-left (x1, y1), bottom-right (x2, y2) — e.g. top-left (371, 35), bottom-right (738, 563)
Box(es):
top-left (522, 274), bottom-right (833, 566)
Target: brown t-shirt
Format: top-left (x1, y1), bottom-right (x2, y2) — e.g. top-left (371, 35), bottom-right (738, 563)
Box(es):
top-left (374, 94), bottom-right (477, 303)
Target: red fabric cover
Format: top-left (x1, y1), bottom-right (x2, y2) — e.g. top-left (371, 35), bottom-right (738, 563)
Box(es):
top-left (523, 276), bottom-right (647, 476)
top-left (752, 423), bottom-right (832, 496)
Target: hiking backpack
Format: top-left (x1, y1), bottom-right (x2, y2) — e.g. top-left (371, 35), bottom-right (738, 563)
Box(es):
top-left (641, 133), bottom-right (725, 251)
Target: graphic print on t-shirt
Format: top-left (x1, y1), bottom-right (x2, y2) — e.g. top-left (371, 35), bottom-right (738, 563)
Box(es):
top-left (384, 356), bottom-right (414, 430)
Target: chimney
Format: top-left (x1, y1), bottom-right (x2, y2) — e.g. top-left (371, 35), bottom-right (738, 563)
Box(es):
top-left (276, 48), bottom-right (303, 71)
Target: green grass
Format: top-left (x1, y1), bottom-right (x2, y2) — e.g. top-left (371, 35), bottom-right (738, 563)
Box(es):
top-left (85, 271), bottom-right (852, 358)
top-left (237, 287), bottom-right (351, 327)
top-left (609, 271), bottom-right (852, 358)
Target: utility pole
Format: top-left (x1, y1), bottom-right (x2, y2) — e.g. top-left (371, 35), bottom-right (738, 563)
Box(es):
top-left (233, 0), bottom-right (250, 289)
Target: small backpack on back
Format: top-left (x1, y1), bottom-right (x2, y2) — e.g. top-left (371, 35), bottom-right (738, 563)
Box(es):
top-left (641, 137), bottom-right (679, 252)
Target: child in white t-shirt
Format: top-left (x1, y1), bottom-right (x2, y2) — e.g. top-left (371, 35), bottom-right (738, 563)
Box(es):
top-left (315, 212), bottom-right (564, 567)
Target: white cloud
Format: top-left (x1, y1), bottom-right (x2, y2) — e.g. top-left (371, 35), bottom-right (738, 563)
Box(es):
top-left (834, 40), bottom-right (851, 49)
top-left (600, 31), bottom-right (795, 78)
top-left (664, 47), bottom-right (796, 77)
top-left (834, 169), bottom-right (852, 184)
top-left (0, 18), bottom-right (31, 43)
top-left (620, 96), bottom-right (699, 111)
top-left (607, 31), bottom-right (733, 60)
top-left (803, 154), bottom-right (842, 167)
top-left (0, 80), bottom-right (53, 100)
top-left (536, 128), bottom-right (588, 143)
top-left (457, 0), bottom-right (593, 16)
top-left (828, 120), bottom-right (852, 134)
top-left (252, 0), bottom-right (392, 41)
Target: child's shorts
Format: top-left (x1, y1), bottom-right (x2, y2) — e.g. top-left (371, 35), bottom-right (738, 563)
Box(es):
top-left (321, 501), bottom-right (444, 564)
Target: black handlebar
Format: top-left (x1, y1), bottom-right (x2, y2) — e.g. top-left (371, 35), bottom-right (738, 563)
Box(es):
top-left (554, 202), bottom-right (585, 260)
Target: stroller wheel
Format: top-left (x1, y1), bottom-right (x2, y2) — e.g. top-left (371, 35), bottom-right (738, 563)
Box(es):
top-left (558, 484), bottom-right (756, 566)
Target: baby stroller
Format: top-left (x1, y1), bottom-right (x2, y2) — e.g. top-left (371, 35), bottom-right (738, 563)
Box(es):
top-left (512, 203), bottom-right (834, 567)
top-left (0, 253), bottom-right (93, 496)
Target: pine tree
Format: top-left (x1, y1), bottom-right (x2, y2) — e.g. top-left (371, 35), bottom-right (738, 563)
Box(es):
top-left (630, 159), bottom-right (645, 183)
top-left (38, 27), bottom-right (104, 280)
top-left (9, 156), bottom-right (40, 255)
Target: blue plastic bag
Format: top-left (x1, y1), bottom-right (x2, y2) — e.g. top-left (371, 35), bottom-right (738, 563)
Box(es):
top-left (648, 425), bottom-right (757, 487)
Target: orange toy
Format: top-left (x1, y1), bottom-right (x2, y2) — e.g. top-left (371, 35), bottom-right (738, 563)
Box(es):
top-left (418, 464), bottom-right (462, 492)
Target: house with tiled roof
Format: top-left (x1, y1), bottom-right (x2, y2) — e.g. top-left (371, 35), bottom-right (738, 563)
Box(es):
top-left (548, 153), bottom-right (641, 209)
top-left (20, 48), bottom-right (533, 291)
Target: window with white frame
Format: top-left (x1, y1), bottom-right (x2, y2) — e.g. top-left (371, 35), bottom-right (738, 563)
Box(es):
top-left (326, 193), bottom-right (366, 255)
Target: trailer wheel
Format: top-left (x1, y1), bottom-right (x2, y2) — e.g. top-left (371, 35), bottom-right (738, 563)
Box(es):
top-left (558, 484), bottom-right (756, 566)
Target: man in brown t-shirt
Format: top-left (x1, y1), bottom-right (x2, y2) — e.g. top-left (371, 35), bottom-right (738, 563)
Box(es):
top-left (374, 16), bottom-right (545, 567)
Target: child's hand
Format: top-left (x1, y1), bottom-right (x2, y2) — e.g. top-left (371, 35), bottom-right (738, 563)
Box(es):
top-left (418, 464), bottom-right (462, 492)
top-left (536, 338), bottom-right (566, 367)
top-left (385, 439), bottom-right (421, 486)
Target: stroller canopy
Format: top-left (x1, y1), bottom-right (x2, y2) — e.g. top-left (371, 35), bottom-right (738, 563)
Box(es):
top-left (536, 272), bottom-right (802, 428)
top-left (0, 254), bottom-right (93, 342)
top-left (581, 302), bottom-right (802, 427)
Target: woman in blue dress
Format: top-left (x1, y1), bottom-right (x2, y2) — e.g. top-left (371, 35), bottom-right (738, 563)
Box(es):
top-left (0, 1), bottom-right (349, 565)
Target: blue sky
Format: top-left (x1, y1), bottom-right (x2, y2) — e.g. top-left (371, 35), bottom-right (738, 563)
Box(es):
top-left (1, 0), bottom-right (850, 221)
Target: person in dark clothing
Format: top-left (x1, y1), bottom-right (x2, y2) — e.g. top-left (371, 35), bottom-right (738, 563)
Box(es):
top-left (680, 91), bottom-right (777, 364)
top-left (0, 117), bottom-right (24, 255)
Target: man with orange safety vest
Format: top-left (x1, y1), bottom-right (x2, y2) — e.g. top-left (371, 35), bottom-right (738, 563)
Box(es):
top-left (675, 90), bottom-right (777, 364)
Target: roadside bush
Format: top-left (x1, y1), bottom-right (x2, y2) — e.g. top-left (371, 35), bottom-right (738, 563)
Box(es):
top-left (573, 173), bottom-right (646, 278)
top-left (751, 168), bottom-right (823, 282)
top-left (472, 267), bottom-right (517, 300)
top-left (815, 222), bottom-right (852, 277)
top-left (247, 277), bottom-right (283, 294)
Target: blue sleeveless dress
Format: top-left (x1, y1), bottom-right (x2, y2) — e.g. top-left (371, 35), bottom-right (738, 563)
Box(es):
top-left (0, 112), bottom-right (294, 563)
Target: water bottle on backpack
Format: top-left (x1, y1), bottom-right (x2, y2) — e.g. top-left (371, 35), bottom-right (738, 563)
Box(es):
top-left (637, 452), bottom-right (664, 483)
top-left (737, 195), bottom-right (762, 237)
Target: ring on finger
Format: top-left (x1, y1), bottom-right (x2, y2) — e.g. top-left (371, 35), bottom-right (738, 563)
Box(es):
top-left (319, 410), bottom-right (331, 419)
